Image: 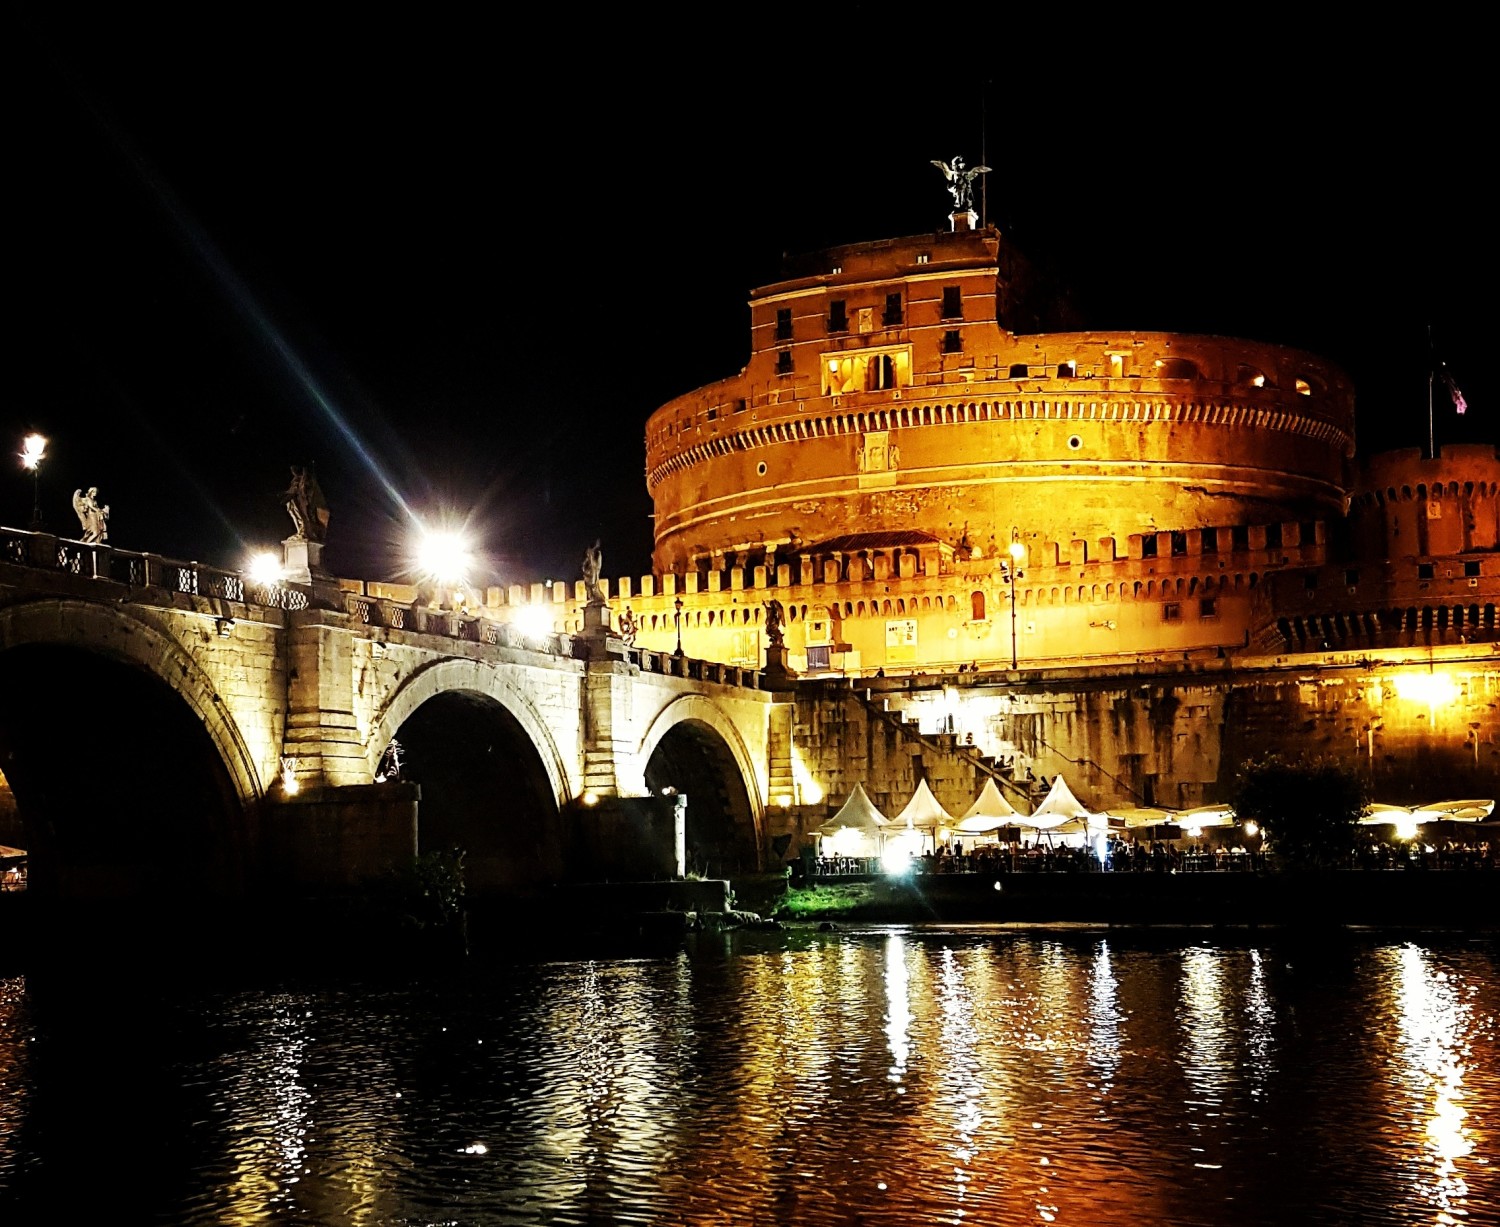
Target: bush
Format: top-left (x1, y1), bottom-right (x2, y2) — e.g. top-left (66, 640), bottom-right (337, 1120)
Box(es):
top-left (1231, 755), bottom-right (1368, 872)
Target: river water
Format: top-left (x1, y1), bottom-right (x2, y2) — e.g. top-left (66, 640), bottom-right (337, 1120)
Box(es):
top-left (1, 927), bottom-right (1497, 1225)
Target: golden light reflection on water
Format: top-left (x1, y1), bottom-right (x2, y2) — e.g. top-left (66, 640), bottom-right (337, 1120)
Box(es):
top-left (0, 977), bottom-right (29, 1183)
top-left (1391, 943), bottom-right (1477, 1222)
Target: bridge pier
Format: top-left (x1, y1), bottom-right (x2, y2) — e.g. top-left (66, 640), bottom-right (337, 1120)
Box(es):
top-left (284, 614), bottom-right (368, 788)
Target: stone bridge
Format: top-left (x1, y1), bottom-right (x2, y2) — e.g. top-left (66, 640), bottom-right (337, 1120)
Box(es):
top-left (0, 529), bottom-right (790, 902)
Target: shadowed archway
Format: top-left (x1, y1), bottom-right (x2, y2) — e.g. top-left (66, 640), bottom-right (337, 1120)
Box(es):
top-left (0, 644), bottom-right (245, 903)
top-left (643, 719), bottom-right (759, 877)
top-left (388, 690), bottom-right (562, 895)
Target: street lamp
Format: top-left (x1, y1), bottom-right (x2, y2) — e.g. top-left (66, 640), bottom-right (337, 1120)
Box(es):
top-left (1003, 529), bottom-right (1026, 670)
top-left (673, 595), bottom-right (684, 657)
top-left (20, 433), bottom-right (46, 531)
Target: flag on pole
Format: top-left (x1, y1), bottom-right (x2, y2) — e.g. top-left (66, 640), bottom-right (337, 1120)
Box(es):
top-left (1439, 363), bottom-right (1468, 415)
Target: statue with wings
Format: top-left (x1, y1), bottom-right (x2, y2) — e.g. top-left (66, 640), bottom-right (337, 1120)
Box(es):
top-left (931, 155), bottom-right (991, 213)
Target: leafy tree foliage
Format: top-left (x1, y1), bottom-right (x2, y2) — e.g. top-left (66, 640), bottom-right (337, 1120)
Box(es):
top-left (1231, 755), bottom-right (1368, 871)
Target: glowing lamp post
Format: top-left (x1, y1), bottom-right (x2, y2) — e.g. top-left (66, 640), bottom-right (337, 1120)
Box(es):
top-left (413, 527), bottom-right (475, 603)
top-left (20, 433), bottom-right (46, 531)
top-left (673, 595), bottom-right (684, 657)
top-left (1003, 530), bottom-right (1026, 670)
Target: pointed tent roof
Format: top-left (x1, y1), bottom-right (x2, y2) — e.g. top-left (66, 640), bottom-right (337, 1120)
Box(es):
top-left (891, 778), bottom-right (953, 831)
top-left (955, 778), bottom-right (1022, 833)
top-left (1023, 775), bottom-right (1096, 830)
top-left (816, 783), bottom-right (889, 835)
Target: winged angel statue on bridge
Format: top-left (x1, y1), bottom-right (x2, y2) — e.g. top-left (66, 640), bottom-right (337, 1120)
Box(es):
top-left (931, 155), bottom-right (991, 213)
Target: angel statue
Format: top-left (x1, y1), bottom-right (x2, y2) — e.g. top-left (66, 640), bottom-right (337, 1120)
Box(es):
top-left (931, 155), bottom-right (991, 213)
top-left (764, 598), bottom-right (786, 648)
top-left (284, 465), bottom-right (330, 543)
top-left (72, 486), bottom-right (110, 544)
top-left (581, 540), bottom-right (604, 604)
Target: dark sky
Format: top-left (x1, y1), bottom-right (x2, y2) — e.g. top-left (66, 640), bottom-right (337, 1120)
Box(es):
top-left (8, 10), bottom-right (1491, 586)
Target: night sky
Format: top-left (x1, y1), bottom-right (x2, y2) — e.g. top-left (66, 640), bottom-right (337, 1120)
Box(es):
top-left (8, 11), bottom-right (1490, 587)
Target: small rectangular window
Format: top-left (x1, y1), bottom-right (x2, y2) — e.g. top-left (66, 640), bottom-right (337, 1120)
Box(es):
top-left (1057, 360), bottom-right (1077, 377)
top-left (776, 349), bottom-right (793, 376)
top-left (1199, 598), bottom-right (1218, 619)
top-left (1418, 563), bottom-right (1435, 580)
top-left (1300, 521), bottom-right (1318, 548)
top-left (942, 330), bottom-right (963, 354)
top-left (1163, 602), bottom-right (1182, 623)
top-left (1201, 528), bottom-right (1218, 554)
top-left (883, 293), bottom-right (903, 326)
top-left (1231, 525), bottom-right (1250, 552)
top-left (827, 300), bottom-right (848, 332)
top-left (1141, 535), bottom-right (1159, 559)
top-left (1265, 523), bottom-right (1283, 549)
top-left (735, 398), bottom-right (747, 414)
top-left (1170, 531), bottom-right (1188, 557)
top-left (1008, 363), bottom-right (1029, 378)
top-left (775, 308), bottom-right (792, 341)
top-left (916, 253), bottom-right (930, 265)
top-left (1464, 560), bottom-right (1480, 577)
top-left (1304, 573), bottom-right (1318, 590)
top-left (706, 407), bottom-right (717, 421)
top-left (941, 286), bottom-right (963, 320)
top-left (1344, 568), bottom-right (1360, 586)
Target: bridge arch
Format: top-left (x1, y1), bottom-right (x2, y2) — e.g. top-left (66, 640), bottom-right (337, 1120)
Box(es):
top-left (0, 599), bottom-right (265, 805)
top-left (637, 694), bottom-right (765, 875)
top-left (366, 657), bottom-right (572, 805)
top-left (0, 598), bottom-right (264, 900)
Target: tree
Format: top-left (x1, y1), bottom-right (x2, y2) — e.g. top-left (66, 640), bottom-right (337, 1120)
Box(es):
top-left (1231, 754), bottom-right (1368, 872)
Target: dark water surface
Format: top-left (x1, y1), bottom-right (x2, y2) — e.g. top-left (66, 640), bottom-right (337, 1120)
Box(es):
top-left (1, 928), bottom-right (1497, 1225)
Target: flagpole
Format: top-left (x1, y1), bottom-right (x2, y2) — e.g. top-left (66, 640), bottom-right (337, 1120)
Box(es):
top-left (1427, 324), bottom-right (1435, 460)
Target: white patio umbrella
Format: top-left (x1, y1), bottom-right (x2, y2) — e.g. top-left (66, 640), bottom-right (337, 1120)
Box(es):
top-left (816, 783), bottom-right (889, 858)
top-left (1022, 775), bottom-right (1096, 830)
top-left (1411, 799), bottom-right (1495, 823)
top-left (1359, 803), bottom-right (1416, 826)
top-left (891, 778), bottom-right (953, 833)
top-left (954, 778), bottom-right (1023, 834)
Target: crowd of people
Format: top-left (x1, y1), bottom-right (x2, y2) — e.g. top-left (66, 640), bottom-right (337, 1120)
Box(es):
top-left (812, 836), bottom-right (1497, 879)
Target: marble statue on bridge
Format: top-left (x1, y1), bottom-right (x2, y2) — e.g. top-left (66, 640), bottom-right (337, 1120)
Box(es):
top-left (284, 466), bottom-right (330, 543)
top-left (582, 540), bottom-right (604, 605)
top-left (71, 487), bottom-right (109, 544)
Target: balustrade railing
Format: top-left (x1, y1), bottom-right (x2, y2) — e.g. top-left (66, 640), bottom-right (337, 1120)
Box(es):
top-left (0, 526), bottom-right (307, 611)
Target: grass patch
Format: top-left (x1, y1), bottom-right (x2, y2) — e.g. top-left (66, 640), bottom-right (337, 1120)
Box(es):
top-left (774, 882), bottom-right (880, 919)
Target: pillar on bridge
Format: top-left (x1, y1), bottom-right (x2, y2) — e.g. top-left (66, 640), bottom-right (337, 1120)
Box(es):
top-left (283, 613), bottom-right (369, 788)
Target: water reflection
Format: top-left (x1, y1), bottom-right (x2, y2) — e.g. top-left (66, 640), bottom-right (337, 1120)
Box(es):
top-left (1, 935), bottom-right (1498, 1226)
top-left (1391, 943), bottom-right (1477, 1222)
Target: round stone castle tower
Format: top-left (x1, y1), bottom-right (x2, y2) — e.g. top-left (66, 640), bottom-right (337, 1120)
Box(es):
top-left (646, 225), bottom-right (1355, 572)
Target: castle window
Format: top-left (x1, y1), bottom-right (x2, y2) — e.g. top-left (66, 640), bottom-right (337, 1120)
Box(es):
top-left (970, 591), bottom-right (986, 620)
top-left (1201, 528), bottom-right (1218, 553)
top-left (1155, 358), bottom-right (1198, 380)
top-left (1163, 602), bottom-right (1182, 623)
top-left (942, 287), bottom-right (963, 320)
top-left (1418, 563), bottom-right (1435, 580)
top-left (1465, 561), bottom-right (1481, 577)
top-left (1345, 569), bottom-right (1360, 587)
top-left (823, 346), bottom-right (911, 395)
top-left (1057, 360), bottom-right (1077, 377)
top-left (916, 253), bottom-right (930, 264)
top-left (827, 300), bottom-right (848, 333)
top-left (1266, 523), bottom-right (1283, 549)
top-left (942, 330), bottom-right (963, 354)
top-left (1199, 598), bottom-right (1218, 619)
top-left (1299, 521), bottom-right (1317, 548)
top-left (1170, 531), bottom-right (1188, 557)
top-left (1237, 365), bottom-right (1267, 387)
top-left (1231, 525), bottom-right (1250, 552)
top-left (1295, 378), bottom-right (1313, 395)
top-left (883, 293), bottom-right (903, 326)
top-left (776, 349), bottom-right (793, 376)
top-left (1141, 535), bottom-right (1159, 559)
top-left (1009, 363), bottom-right (1029, 379)
top-left (775, 308), bottom-right (792, 341)
top-left (735, 398), bottom-right (747, 414)
top-left (706, 407), bottom-right (717, 421)
top-left (1304, 573), bottom-right (1318, 590)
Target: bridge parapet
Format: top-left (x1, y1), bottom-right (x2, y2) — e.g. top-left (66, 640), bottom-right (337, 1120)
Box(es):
top-left (0, 526), bottom-right (308, 611)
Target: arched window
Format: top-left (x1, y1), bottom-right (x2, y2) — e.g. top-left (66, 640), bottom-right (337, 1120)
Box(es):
top-left (971, 590), bottom-right (986, 620)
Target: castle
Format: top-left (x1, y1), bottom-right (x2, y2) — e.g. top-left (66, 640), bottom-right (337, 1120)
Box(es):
top-left (475, 204), bottom-right (1497, 817)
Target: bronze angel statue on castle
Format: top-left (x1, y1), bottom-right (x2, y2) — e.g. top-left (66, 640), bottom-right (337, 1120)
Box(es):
top-left (931, 155), bottom-right (991, 213)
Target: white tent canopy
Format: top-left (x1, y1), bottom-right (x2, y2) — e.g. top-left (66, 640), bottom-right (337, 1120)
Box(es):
top-left (1023, 775), bottom-right (1096, 830)
top-left (1411, 799), bottom-right (1495, 822)
top-left (891, 778), bottom-right (953, 832)
top-left (954, 779), bottom-right (1023, 833)
top-left (816, 783), bottom-right (889, 836)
